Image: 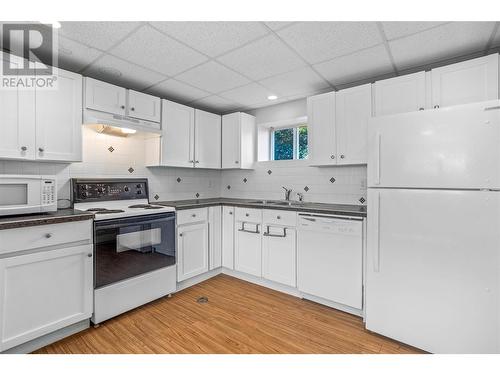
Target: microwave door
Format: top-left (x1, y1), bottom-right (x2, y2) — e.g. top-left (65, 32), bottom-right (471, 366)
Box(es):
top-left (0, 179), bottom-right (42, 215)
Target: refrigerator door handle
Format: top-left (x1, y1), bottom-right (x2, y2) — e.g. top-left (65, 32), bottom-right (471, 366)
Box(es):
top-left (373, 191), bottom-right (381, 272)
top-left (374, 132), bottom-right (381, 185)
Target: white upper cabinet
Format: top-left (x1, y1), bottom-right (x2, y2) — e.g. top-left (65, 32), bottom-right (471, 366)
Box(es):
top-left (336, 84), bottom-right (372, 165)
top-left (373, 71), bottom-right (427, 116)
top-left (307, 91), bottom-right (336, 166)
top-left (127, 90), bottom-right (161, 123)
top-left (160, 100), bottom-right (195, 168)
top-left (431, 54), bottom-right (499, 109)
top-left (85, 77), bottom-right (127, 115)
top-left (0, 53), bottom-right (36, 160)
top-left (35, 68), bottom-right (83, 162)
top-left (222, 112), bottom-right (256, 169)
top-left (195, 109), bottom-right (222, 169)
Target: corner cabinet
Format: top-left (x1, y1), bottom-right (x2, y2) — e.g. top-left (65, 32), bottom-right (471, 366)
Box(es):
top-left (308, 85), bottom-right (371, 166)
top-left (195, 109), bottom-right (221, 169)
top-left (0, 52), bottom-right (82, 162)
top-left (222, 112), bottom-right (256, 169)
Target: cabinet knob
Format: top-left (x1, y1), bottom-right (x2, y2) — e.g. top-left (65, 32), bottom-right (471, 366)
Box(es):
top-left (277, 216), bottom-right (281, 219)
top-left (130, 107), bottom-right (135, 111)
top-left (38, 147), bottom-right (45, 152)
top-left (45, 233), bottom-right (52, 238)
top-left (330, 155), bottom-right (335, 159)
top-left (87, 253), bottom-right (93, 258)
top-left (245, 213), bottom-right (249, 217)
top-left (229, 212), bottom-right (233, 215)
top-left (340, 154), bottom-right (345, 159)
top-left (21, 146), bottom-right (27, 151)
top-left (179, 233), bottom-right (183, 237)
top-left (192, 214), bottom-right (196, 217)
top-left (434, 105), bottom-right (440, 109)
top-left (235, 160), bottom-right (239, 164)
top-left (195, 160), bottom-right (199, 164)
top-left (419, 107), bottom-right (424, 111)
top-left (120, 105), bottom-right (125, 109)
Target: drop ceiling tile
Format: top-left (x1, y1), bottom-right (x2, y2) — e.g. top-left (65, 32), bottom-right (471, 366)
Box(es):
top-left (83, 54), bottom-right (167, 91)
top-left (381, 21), bottom-right (448, 40)
top-left (110, 25), bottom-right (208, 76)
top-left (175, 61), bottom-right (250, 93)
top-left (313, 45), bottom-right (394, 86)
top-left (219, 83), bottom-right (275, 107)
top-left (259, 66), bottom-right (330, 97)
top-left (264, 22), bottom-right (295, 31)
top-left (277, 22), bottom-right (383, 64)
top-left (150, 22), bottom-right (269, 57)
top-left (191, 95), bottom-right (242, 113)
top-left (59, 22), bottom-right (141, 50)
top-left (146, 79), bottom-right (211, 102)
top-left (389, 22), bottom-right (496, 70)
top-left (217, 35), bottom-right (306, 80)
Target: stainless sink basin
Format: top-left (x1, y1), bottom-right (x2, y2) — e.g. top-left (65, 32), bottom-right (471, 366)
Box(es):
top-left (247, 200), bottom-right (305, 207)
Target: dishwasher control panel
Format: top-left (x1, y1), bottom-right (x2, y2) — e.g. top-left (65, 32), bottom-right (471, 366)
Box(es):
top-left (298, 214), bottom-right (363, 236)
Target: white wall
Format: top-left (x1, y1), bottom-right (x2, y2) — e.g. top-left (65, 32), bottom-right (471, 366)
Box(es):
top-left (220, 99), bottom-right (368, 205)
top-left (0, 126), bottom-right (221, 208)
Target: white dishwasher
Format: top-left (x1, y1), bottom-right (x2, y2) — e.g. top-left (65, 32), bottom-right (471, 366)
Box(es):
top-left (297, 213), bottom-right (364, 311)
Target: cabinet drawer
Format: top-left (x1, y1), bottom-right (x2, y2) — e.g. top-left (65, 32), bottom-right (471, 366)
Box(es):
top-left (235, 207), bottom-right (262, 223)
top-left (177, 208), bottom-right (208, 225)
top-left (263, 209), bottom-right (297, 227)
top-left (0, 220), bottom-right (92, 255)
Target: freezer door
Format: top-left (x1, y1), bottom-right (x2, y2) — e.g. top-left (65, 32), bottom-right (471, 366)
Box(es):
top-left (367, 100), bottom-right (500, 189)
top-left (366, 188), bottom-right (500, 353)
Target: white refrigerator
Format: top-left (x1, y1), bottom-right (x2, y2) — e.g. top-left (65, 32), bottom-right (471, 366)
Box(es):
top-left (366, 100), bottom-right (500, 354)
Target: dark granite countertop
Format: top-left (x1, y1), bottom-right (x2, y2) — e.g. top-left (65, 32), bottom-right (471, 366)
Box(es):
top-left (157, 198), bottom-right (366, 217)
top-left (0, 209), bottom-right (95, 230)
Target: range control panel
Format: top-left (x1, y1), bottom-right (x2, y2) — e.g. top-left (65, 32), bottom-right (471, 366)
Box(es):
top-left (72, 179), bottom-right (148, 203)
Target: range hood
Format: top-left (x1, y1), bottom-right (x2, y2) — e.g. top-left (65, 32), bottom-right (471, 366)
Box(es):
top-left (83, 108), bottom-right (162, 136)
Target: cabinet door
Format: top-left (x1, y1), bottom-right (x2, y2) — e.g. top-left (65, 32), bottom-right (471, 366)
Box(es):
top-left (161, 100), bottom-right (195, 168)
top-left (234, 222), bottom-right (262, 277)
top-left (35, 68), bottom-right (83, 162)
top-left (177, 223), bottom-right (209, 281)
top-left (195, 109), bottom-right (221, 169)
top-left (307, 91), bottom-right (336, 165)
top-left (262, 226), bottom-right (296, 287)
top-left (374, 71), bottom-right (426, 116)
top-left (336, 84), bottom-right (372, 165)
top-left (431, 54), bottom-right (499, 109)
top-left (85, 77), bottom-right (126, 115)
top-left (209, 206), bottom-right (222, 270)
top-left (0, 53), bottom-right (36, 160)
top-left (0, 244), bottom-right (93, 352)
top-left (222, 206), bottom-right (235, 269)
top-left (127, 90), bottom-right (161, 123)
top-left (222, 113), bottom-right (241, 168)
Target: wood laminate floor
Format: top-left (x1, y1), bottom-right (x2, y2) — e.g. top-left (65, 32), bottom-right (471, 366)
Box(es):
top-left (35, 275), bottom-right (422, 354)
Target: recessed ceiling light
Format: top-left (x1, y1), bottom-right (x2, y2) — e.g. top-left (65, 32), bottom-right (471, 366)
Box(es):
top-left (268, 95), bottom-right (278, 100)
top-left (40, 21), bottom-right (61, 29)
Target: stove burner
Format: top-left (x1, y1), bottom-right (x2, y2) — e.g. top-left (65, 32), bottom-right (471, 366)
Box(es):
top-left (86, 208), bottom-right (125, 214)
top-left (145, 206), bottom-right (162, 209)
top-left (128, 204), bottom-right (151, 208)
top-left (86, 208), bottom-right (107, 212)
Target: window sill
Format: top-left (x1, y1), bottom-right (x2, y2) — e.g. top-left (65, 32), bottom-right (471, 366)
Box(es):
top-left (255, 159), bottom-right (312, 168)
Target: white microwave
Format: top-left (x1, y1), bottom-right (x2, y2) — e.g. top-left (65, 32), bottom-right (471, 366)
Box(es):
top-left (0, 175), bottom-right (57, 216)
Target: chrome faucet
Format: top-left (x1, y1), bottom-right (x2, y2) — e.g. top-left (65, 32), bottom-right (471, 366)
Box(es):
top-left (282, 186), bottom-right (292, 201)
top-left (297, 192), bottom-right (304, 202)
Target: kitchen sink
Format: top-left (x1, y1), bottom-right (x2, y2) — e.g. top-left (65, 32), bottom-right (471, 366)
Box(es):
top-left (247, 200), bottom-right (305, 207)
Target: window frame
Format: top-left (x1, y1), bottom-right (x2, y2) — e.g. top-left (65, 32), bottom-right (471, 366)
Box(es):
top-left (269, 121), bottom-right (308, 161)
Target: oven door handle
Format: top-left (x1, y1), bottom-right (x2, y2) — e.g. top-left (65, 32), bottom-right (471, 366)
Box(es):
top-left (95, 215), bottom-right (175, 230)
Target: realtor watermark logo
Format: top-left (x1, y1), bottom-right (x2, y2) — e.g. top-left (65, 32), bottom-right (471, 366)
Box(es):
top-left (1, 22), bottom-right (58, 90)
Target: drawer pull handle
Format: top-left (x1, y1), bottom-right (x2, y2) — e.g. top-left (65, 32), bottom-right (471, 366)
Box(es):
top-left (263, 226), bottom-right (287, 238)
top-left (45, 233), bottom-right (52, 238)
top-left (238, 222), bottom-right (259, 234)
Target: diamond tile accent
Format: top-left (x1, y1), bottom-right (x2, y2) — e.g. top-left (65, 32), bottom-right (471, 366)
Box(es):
top-left (359, 197), bottom-right (366, 204)
top-left (176, 177), bottom-right (182, 183)
top-left (227, 185), bottom-right (231, 190)
top-left (243, 178), bottom-right (247, 183)
top-left (154, 194), bottom-right (159, 200)
top-left (128, 167), bottom-right (134, 173)
top-left (330, 177), bottom-right (336, 183)
top-left (108, 146), bottom-right (114, 153)
top-left (304, 186), bottom-right (309, 192)
top-left (195, 193), bottom-right (200, 198)
top-left (267, 170), bottom-right (272, 175)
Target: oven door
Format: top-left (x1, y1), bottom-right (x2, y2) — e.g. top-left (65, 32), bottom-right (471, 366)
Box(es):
top-left (94, 212), bottom-right (176, 288)
top-left (0, 176), bottom-right (42, 216)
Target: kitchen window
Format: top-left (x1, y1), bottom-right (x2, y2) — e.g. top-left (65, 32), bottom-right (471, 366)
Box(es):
top-left (270, 124), bottom-right (308, 161)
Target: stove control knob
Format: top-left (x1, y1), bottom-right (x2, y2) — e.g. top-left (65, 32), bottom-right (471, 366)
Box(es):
top-left (97, 187), bottom-right (104, 194)
top-left (137, 190), bottom-right (142, 195)
top-left (136, 184), bottom-right (142, 189)
top-left (124, 186), bottom-right (129, 192)
top-left (81, 192), bottom-right (88, 198)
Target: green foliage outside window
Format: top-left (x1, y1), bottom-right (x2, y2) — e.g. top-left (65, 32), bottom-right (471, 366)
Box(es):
top-left (272, 125), bottom-right (308, 161)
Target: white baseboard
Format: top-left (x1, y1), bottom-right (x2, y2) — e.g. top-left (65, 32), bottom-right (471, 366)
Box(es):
top-left (176, 268), bottom-right (223, 292)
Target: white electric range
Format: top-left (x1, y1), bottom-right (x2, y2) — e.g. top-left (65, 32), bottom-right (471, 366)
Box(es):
top-left (71, 178), bottom-right (177, 324)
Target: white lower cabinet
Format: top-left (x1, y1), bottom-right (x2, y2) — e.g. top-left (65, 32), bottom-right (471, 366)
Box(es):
top-left (177, 221), bottom-right (209, 282)
top-left (222, 206), bottom-right (235, 269)
top-left (262, 225), bottom-right (296, 287)
top-left (0, 243), bottom-right (93, 352)
top-left (234, 219), bottom-right (262, 277)
top-left (208, 206), bottom-right (222, 270)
